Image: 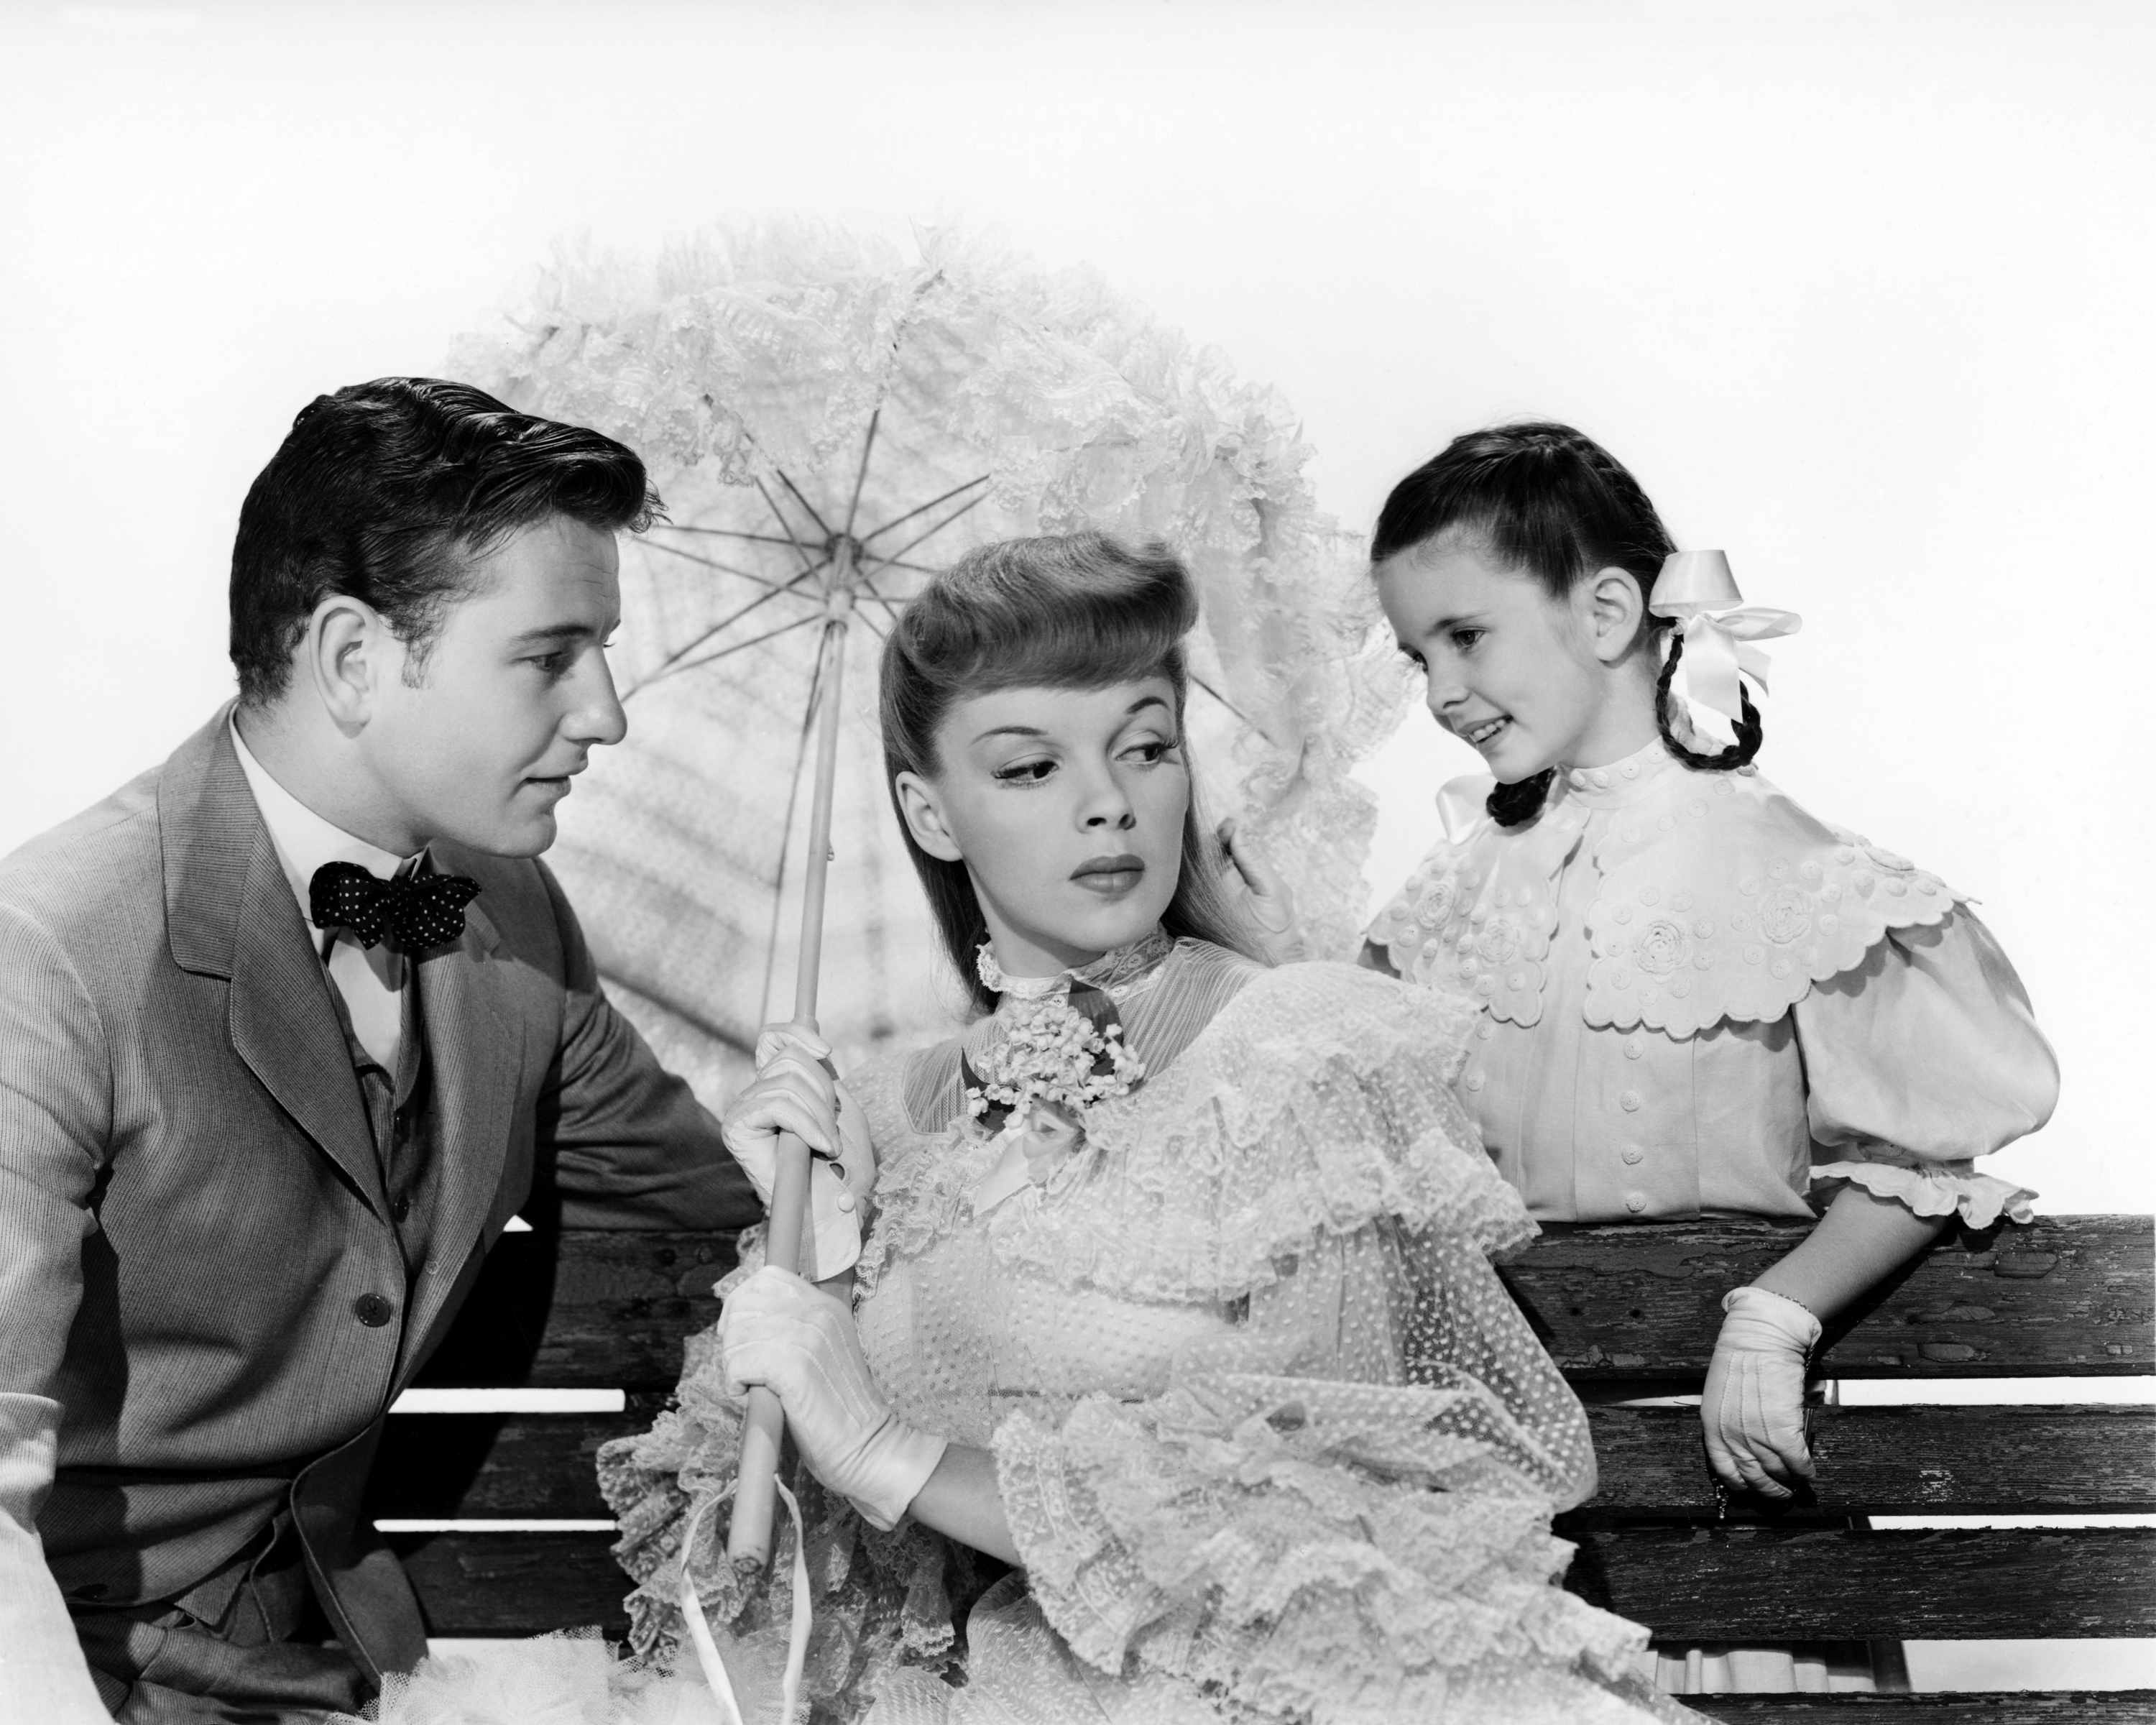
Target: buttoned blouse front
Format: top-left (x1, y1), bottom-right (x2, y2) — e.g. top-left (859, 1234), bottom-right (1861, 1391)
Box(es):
top-left (1370, 740), bottom-right (2057, 1225)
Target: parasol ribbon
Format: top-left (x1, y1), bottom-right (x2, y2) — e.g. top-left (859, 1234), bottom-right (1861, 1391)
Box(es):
top-left (677, 1476), bottom-right (811, 1725)
top-left (1649, 550), bottom-right (1802, 749)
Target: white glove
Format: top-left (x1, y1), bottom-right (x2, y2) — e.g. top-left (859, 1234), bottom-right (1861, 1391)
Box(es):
top-left (718, 1266), bottom-right (946, 1530)
top-left (720, 1022), bottom-right (877, 1279)
top-left (1218, 818), bottom-right (1298, 963)
top-left (1703, 1285), bottom-right (1822, 1500)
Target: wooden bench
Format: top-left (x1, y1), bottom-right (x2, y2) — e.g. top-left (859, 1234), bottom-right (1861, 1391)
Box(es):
top-left (370, 1214), bottom-right (2156, 1721)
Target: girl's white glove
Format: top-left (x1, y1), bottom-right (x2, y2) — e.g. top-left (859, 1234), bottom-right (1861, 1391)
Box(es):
top-left (718, 1266), bottom-right (946, 1530)
top-left (1218, 818), bottom-right (1298, 963)
top-left (1703, 1284), bottom-right (1822, 1500)
top-left (720, 1022), bottom-right (877, 1279)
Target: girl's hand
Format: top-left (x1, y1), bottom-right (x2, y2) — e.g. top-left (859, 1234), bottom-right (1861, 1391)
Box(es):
top-left (722, 1023), bottom-right (877, 1274)
top-left (718, 1266), bottom-right (946, 1530)
top-left (1218, 818), bottom-right (1298, 962)
top-left (1702, 1285), bottom-right (1821, 1499)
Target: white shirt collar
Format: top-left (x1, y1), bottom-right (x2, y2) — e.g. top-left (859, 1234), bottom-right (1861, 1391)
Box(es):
top-left (229, 716), bottom-right (421, 929)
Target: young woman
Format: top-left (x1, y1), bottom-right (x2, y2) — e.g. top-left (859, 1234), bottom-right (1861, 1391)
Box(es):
top-left (1361, 423), bottom-right (2058, 1693)
top-left (594, 531), bottom-right (1685, 1724)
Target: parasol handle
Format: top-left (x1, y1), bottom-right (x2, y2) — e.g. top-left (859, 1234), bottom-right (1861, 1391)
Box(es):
top-left (729, 591), bottom-right (854, 1573)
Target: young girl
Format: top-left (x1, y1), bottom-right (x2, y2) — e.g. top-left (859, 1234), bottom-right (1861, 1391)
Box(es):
top-left (592, 532), bottom-right (1686, 1724)
top-left (1361, 423), bottom-right (2059, 1693)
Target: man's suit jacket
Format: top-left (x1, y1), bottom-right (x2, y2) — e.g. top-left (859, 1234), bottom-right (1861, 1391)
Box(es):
top-left (0, 709), bottom-right (759, 1683)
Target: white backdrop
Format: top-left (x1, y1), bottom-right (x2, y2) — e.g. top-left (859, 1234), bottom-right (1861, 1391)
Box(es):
top-left (1, 0), bottom-right (2147, 1213)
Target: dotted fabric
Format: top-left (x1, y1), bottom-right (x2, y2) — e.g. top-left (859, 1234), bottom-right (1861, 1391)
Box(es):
top-left (600, 955), bottom-right (1687, 1724)
top-left (305, 861), bottom-right (479, 952)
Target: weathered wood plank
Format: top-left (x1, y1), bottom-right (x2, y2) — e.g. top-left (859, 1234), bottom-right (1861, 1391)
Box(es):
top-left (411, 1218), bottom-right (2150, 1389)
top-left (413, 1232), bottom-right (736, 1390)
top-left (1503, 1215), bottom-right (2153, 1381)
top-left (1567, 1527), bottom-right (2156, 1639)
top-left (1677, 1696), bottom-right (2156, 1723)
top-left (1575, 1404), bottom-right (2156, 1519)
top-left (369, 1404), bottom-right (2156, 1522)
top-left (391, 1530), bottom-right (629, 1637)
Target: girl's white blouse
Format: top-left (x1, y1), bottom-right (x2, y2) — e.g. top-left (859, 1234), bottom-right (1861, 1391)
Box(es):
top-left (1367, 739), bottom-right (2057, 1227)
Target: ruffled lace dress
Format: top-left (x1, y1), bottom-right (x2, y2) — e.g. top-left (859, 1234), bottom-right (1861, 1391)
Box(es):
top-left (599, 937), bottom-right (1687, 1724)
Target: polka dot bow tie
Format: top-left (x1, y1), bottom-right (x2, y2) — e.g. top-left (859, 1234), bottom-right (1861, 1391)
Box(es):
top-left (308, 861), bottom-right (481, 952)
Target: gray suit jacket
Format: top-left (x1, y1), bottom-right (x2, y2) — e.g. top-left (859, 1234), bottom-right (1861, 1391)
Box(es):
top-left (0, 709), bottom-right (757, 1688)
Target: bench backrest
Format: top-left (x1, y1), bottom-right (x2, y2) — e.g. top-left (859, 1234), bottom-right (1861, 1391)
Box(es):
top-left (371, 1215), bottom-right (2156, 1718)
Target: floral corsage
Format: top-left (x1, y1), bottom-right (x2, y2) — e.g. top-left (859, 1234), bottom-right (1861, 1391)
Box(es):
top-left (965, 951), bottom-right (1144, 1213)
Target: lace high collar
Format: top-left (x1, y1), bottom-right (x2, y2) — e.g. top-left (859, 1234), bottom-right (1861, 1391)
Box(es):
top-left (977, 926), bottom-right (1178, 1009)
top-left (1549, 736), bottom-right (1685, 810)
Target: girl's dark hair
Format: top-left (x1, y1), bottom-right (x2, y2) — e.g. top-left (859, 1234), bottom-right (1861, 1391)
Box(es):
top-left (1370, 421), bottom-right (1759, 827)
top-left (231, 377), bottom-right (662, 707)
top-left (880, 530), bottom-right (1263, 1013)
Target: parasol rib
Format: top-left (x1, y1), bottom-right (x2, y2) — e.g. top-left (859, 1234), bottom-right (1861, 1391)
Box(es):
top-left (870, 489), bottom-right (989, 572)
top-left (650, 610), bottom-right (824, 684)
top-left (625, 565), bottom-right (824, 695)
top-left (841, 410), bottom-right (880, 539)
top-left (642, 534), bottom-right (798, 591)
top-left (772, 466), bottom-right (832, 539)
top-left (857, 472), bottom-right (989, 546)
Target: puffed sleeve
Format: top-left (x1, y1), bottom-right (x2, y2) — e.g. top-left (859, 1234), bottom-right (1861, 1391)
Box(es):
top-left (1796, 906), bottom-right (2057, 1227)
top-left (989, 1218), bottom-right (1642, 1715)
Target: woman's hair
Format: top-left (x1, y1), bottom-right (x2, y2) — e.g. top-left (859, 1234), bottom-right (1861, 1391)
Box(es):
top-left (1370, 421), bottom-right (1761, 827)
top-left (880, 530), bottom-right (1262, 1013)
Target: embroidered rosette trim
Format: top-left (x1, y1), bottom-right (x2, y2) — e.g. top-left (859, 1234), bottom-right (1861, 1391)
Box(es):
top-left (1368, 801), bottom-right (1584, 1029)
top-left (1583, 774), bottom-right (1963, 1036)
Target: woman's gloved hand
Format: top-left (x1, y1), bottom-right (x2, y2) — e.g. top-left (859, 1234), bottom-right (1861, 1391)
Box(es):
top-left (718, 1266), bottom-right (947, 1530)
top-left (719, 1021), bottom-right (877, 1277)
top-left (1219, 818), bottom-right (1298, 963)
top-left (1702, 1284), bottom-right (1822, 1500)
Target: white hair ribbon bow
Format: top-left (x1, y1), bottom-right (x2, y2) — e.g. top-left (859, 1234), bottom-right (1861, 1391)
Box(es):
top-left (1650, 551), bottom-right (1802, 749)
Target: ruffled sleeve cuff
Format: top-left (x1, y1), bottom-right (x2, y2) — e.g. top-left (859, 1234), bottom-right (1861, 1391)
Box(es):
top-left (1810, 1159), bottom-right (2037, 1229)
top-left (991, 1408), bottom-right (1159, 1674)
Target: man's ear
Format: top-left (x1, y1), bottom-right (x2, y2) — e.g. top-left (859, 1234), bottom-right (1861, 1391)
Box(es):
top-left (1579, 565), bottom-right (1649, 664)
top-left (303, 596), bottom-right (392, 735)
top-left (894, 770), bottom-right (962, 862)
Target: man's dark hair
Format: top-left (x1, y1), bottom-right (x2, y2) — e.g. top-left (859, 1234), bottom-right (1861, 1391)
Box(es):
top-left (229, 377), bottom-right (661, 707)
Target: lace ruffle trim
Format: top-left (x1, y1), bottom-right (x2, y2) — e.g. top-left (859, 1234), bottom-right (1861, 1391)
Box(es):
top-left (856, 964), bottom-right (1532, 1305)
top-left (992, 1399), bottom-right (1651, 1716)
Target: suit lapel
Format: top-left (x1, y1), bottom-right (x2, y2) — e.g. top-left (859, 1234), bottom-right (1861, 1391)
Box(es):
top-left (401, 895), bottom-right (518, 1356)
top-left (162, 711), bottom-right (384, 1213)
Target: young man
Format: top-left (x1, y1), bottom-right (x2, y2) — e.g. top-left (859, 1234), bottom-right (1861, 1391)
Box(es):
top-left (0, 380), bottom-right (760, 1721)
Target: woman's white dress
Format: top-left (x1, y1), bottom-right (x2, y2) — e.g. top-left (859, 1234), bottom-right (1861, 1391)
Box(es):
top-left (596, 940), bottom-right (1685, 1724)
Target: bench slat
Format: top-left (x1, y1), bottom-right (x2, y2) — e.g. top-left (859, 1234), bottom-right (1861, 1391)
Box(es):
top-left (392, 1530), bottom-right (630, 1637)
top-left (390, 1529), bottom-right (2156, 1644)
top-left (1675, 1696), bottom-right (2156, 1723)
top-left (1504, 1215), bottom-right (2153, 1381)
top-left (1570, 1527), bottom-right (2156, 1639)
top-left (410, 1216), bottom-right (2152, 1391)
top-left (369, 1404), bottom-right (2156, 1522)
top-left (1576, 1404), bottom-right (2156, 1519)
